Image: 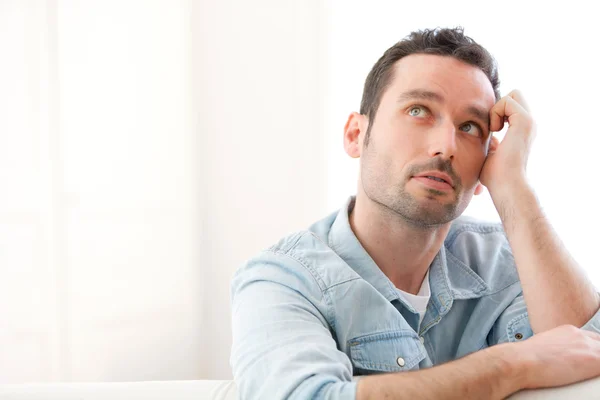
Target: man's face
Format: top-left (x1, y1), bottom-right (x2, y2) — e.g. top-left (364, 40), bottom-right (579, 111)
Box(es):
top-left (355, 54), bottom-right (497, 227)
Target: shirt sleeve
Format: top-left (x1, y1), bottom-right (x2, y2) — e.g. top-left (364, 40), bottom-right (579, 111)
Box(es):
top-left (488, 291), bottom-right (534, 345)
top-left (579, 296), bottom-right (600, 334)
top-left (230, 249), bottom-right (357, 400)
top-left (488, 290), bottom-right (600, 346)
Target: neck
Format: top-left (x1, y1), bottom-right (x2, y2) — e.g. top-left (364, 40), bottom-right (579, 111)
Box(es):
top-left (349, 192), bottom-right (451, 294)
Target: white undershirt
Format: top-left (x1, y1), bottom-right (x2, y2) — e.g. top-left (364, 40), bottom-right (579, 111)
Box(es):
top-left (396, 269), bottom-right (431, 325)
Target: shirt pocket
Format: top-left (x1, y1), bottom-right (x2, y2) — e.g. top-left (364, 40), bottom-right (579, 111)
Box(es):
top-left (507, 313), bottom-right (534, 342)
top-left (348, 330), bottom-right (427, 375)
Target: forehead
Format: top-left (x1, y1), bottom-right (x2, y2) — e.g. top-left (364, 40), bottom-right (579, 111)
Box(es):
top-left (385, 54), bottom-right (496, 109)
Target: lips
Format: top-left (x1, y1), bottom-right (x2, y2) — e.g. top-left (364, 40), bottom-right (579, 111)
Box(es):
top-left (414, 171), bottom-right (454, 188)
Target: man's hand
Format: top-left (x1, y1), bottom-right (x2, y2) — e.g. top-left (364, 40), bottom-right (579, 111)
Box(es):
top-left (515, 324), bottom-right (600, 390)
top-left (479, 89), bottom-right (536, 194)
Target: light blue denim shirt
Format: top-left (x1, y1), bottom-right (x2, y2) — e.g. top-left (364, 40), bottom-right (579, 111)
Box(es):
top-left (230, 196), bottom-right (600, 399)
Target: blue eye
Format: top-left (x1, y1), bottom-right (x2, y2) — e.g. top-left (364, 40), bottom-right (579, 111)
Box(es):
top-left (408, 106), bottom-right (427, 117)
top-left (460, 122), bottom-right (481, 137)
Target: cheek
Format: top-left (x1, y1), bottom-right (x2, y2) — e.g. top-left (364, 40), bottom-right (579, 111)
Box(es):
top-left (394, 129), bottom-right (428, 160)
top-left (469, 159), bottom-right (486, 183)
top-left (376, 124), bottom-right (420, 165)
top-left (457, 148), bottom-right (487, 184)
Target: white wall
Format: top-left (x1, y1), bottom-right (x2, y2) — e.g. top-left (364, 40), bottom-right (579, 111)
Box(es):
top-left (0, 0), bottom-right (328, 383)
top-left (58, 0), bottom-right (203, 382)
top-left (0, 0), bottom-right (58, 382)
top-left (1, 0), bottom-right (205, 382)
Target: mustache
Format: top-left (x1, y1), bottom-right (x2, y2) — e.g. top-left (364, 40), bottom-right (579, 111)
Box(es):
top-left (406, 158), bottom-right (461, 187)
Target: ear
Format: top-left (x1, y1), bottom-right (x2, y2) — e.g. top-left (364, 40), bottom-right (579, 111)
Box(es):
top-left (474, 182), bottom-right (484, 196)
top-left (343, 112), bottom-right (367, 158)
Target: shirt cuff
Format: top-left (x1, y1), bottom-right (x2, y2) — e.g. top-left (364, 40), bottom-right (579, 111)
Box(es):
top-left (580, 294), bottom-right (600, 334)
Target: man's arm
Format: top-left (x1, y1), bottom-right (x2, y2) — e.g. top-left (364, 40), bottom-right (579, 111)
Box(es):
top-left (481, 89), bottom-right (600, 333)
top-left (358, 324), bottom-right (600, 400)
top-left (358, 342), bottom-right (521, 400)
top-left (490, 178), bottom-right (600, 332)
top-left (231, 250), bottom-right (358, 399)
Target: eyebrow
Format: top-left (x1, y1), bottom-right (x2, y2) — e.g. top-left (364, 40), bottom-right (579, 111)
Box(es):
top-left (397, 89), bottom-right (490, 128)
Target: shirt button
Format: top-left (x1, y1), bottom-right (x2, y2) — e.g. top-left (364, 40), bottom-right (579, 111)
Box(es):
top-left (419, 336), bottom-right (425, 344)
top-left (396, 357), bottom-right (405, 367)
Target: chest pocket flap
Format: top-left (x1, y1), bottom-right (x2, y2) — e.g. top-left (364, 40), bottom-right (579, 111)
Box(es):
top-left (348, 330), bottom-right (427, 374)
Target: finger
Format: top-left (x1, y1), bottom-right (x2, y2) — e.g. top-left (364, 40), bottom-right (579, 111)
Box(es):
top-left (489, 95), bottom-right (529, 132)
top-left (507, 89), bottom-right (531, 113)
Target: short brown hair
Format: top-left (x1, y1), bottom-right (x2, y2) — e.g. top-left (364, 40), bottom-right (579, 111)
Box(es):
top-left (360, 27), bottom-right (500, 144)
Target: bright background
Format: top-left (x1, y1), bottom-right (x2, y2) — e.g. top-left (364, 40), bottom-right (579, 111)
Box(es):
top-left (1, 0), bottom-right (598, 383)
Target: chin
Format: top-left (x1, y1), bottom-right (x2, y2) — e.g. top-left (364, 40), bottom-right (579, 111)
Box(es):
top-left (415, 207), bottom-right (458, 225)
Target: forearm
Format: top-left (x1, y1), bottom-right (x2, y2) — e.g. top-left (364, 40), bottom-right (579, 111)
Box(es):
top-left (490, 178), bottom-right (600, 332)
top-left (356, 343), bottom-right (524, 400)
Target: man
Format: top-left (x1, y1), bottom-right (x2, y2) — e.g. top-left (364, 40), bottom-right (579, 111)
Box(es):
top-left (230, 27), bottom-right (600, 399)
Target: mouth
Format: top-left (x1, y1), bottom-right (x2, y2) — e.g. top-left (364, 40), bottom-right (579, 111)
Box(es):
top-left (412, 172), bottom-right (454, 191)
top-left (424, 175), bottom-right (449, 184)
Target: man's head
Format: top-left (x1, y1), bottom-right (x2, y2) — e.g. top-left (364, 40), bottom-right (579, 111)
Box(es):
top-left (344, 27), bottom-right (500, 227)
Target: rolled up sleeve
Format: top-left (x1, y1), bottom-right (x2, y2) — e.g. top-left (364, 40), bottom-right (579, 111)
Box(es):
top-left (230, 250), bottom-right (357, 400)
top-left (488, 292), bottom-right (534, 345)
top-left (489, 290), bottom-right (600, 346)
top-left (580, 296), bottom-right (600, 334)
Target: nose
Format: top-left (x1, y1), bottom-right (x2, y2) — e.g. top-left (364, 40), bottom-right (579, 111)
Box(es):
top-left (428, 121), bottom-right (457, 160)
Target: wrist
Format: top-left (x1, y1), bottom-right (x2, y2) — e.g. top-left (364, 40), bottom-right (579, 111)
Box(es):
top-left (486, 174), bottom-right (530, 201)
top-left (486, 342), bottom-right (531, 393)
top-left (487, 177), bottom-right (538, 227)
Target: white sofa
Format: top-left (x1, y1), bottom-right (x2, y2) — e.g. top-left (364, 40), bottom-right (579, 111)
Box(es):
top-left (2, 377), bottom-right (600, 399)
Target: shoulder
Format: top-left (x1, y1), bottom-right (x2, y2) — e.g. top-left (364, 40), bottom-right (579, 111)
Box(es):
top-left (232, 211), bottom-right (360, 298)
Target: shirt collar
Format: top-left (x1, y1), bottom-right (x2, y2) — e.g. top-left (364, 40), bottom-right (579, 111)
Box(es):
top-left (328, 196), bottom-right (400, 302)
top-left (327, 196), bottom-right (489, 308)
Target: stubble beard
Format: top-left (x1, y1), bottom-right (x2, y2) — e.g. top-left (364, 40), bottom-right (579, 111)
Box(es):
top-left (380, 180), bottom-right (461, 228)
top-left (361, 160), bottom-right (464, 228)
